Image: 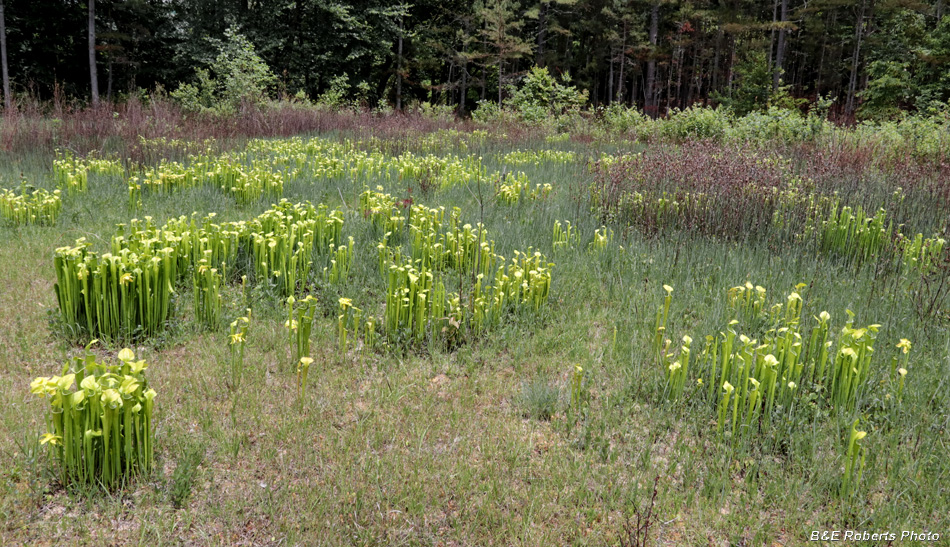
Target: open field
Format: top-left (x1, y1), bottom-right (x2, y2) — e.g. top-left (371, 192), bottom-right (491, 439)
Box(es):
top-left (0, 117), bottom-right (948, 546)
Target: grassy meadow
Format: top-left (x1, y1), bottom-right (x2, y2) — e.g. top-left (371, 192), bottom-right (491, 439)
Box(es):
top-left (0, 116), bottom-right (948, 546)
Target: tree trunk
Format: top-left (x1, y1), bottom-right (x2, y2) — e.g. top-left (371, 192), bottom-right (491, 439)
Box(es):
top-left (608, 50), bottom-right (614, 105)
top-left (592, 72), bottom-right (599, 106)
top-left (666, 61), bottom-right (674, 113)
top-left (631, 71), bottom-right (639, 107)
top-left (89, 0), bottom-right (99, 106)
top-left (726, 35), bottom-right (736, 91)
top-left (445, 62), bottom-right (454, 105)
top-left (769, 0), bottom-right (777, 71)
top-left (616, 20), bottom-right (627, 103)
top-left (459, 64), bottom-right (468, 114)
top-left (480, 66), bottom-right (486, 101)
top-left (459, 20), bottom-right (470, 115)
top-left (816, 32), bottom-right (826, 96)
top-left (644, 0), bottom-right (659, 116)
top-left (480, 23), bottom-right (487, 102)
top-left (535, 1), bottom-right (547, 66)
top-left (937, 0), bottom-right (944, 24)
top-left (796, 50), bottom-right (806, 92)
top-left (687, 41), bottom-right (700, 106)
top-left (846, 0), bottom-right (868, 116)
top-left (773, 0), bottom-right (788, 90)
top-left (0, 0), bottom-right (10, 110)
top-left (674, 45), bottom-right (683, 109)
top-left (711, 30), bottom-right (722, 97)
top-left (498, 60), bottom-right (503, 107)
top-left (396, 16), bottom-right (404, 111)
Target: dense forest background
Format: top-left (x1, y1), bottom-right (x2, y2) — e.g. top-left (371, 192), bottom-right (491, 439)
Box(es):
top-left (2, 0), bottom-right (949, 120)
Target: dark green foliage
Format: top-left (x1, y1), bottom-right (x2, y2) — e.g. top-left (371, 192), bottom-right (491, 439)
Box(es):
top-left (860, 60), bottom-right (915, 120)
top-left (913, 15), bottom-right (950, 112)
top-left (171, 28), bottom-right (277, 114)
top-left (505, 65), bottom-right (587, 122)
top-left (1, 0), bottom-right (948, 118)
top-left (713, 50), bottom-right (772, 116)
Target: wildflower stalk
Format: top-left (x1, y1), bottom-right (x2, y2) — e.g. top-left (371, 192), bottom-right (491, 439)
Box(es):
top-left (654, 285), bottom-right (673, 361)
top-left (841, 419), bottom-right (867, 499)
top-left (228, 314), bottom-right (250, 392)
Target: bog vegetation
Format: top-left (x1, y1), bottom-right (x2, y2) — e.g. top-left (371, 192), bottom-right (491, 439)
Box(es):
top-left (0, 85), bottom-right (948, 544)
top-left (3, 1), bottom-right (950, 541)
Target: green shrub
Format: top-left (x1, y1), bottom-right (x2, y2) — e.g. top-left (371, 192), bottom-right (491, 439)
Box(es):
top-left (505, 66), bottom-right (588, 125)
top-left (472, 99), bottom-right (512, 124)
top-left (658, 105), bottom-right (732, 142)
top-left (415, 102), bottom-right (457, 122)
top-left (859, 60), bottom-right (915, 120)
top-left (316, 74), bottom-right (351, 109)
top-left (171, 28), bottom-right (276, 115)
top-left (598, 104), bottom-right (650, 136)
top-left (713, 50), bottom-right (772, 115)
top-left (731, 106), bottom-right (818, 143)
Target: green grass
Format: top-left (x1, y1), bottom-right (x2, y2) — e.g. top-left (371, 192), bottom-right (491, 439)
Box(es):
top-left (0, 134), bottom-right (947, 545)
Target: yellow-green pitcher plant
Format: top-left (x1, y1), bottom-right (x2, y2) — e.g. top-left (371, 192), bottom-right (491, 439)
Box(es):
top-left (30, 347), bottom-right (156, 489)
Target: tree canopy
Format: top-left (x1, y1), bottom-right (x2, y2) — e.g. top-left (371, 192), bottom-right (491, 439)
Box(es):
top-left (2, 0), bottom-right (949, 119)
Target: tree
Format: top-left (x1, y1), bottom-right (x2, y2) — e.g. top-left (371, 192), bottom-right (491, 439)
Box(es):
top-left (525, 0), bottom-right (576, 67)
top-left (859, 59), bottom-right (914, 118)
top-left (600, 0), bottom-right (641, 105)
top-left (396, 11), bottom-right (406, 110)
top-left (773, 0), bottom-right (789, 91)
top-left (715, 49), bottom-right (773, 115)
top-left (644, 0), bottom-right (660, 115)
top-left (0, 0), bottom-right (946, 116)
top-left (845, 0), bottom-right (870, 116)
top-left (170, 28), bottom-right (276, 114)
top-left (0, 0), bottom-right (10, 110)
top-left (480, 0), bottom-right (533, 106)
top-left (914, 13), bottom-right (950, 110)
top-left (89, 0), bottom-right (99, 105)
top-left (455, 13), bottom-right (480, 113)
